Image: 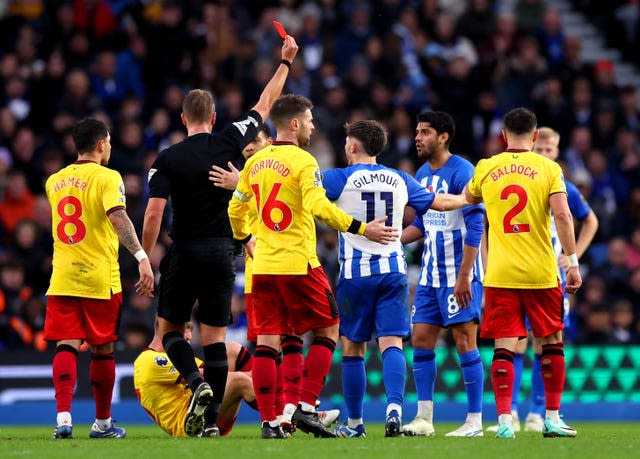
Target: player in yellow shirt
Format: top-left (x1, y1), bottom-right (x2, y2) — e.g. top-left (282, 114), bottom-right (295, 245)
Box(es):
top-left (134, 323), bottom-right (255, 437)
top-left (44, 118), bottom-right (154, 440)
top-left (228, 94), bottom-right (398, 438)
top-left (462, 108), bottom-right (582, 439)
top-left (212, 124), bottom-right (342, 435)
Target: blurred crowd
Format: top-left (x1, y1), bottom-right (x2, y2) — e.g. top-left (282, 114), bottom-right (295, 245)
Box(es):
top-left (1, 0), bottom-right (639, 353)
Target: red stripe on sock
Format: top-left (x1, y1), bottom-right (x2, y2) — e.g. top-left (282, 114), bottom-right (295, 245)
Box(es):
top-left (491, 353), bottom-right (514, 416)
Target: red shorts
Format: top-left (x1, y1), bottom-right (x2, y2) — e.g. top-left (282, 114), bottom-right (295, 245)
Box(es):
top-left (481, 284), bottom-right (563, 339)
top-left (44, 292), bottom-right (122, 345)
top-left (252, 266), bottom-right (339, 336)
top-left (245, 293), bottom-right (257, 344)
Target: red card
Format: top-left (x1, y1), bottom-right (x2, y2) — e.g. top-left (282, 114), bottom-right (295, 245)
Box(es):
top-left (272, 20), bottom-right (287, 39)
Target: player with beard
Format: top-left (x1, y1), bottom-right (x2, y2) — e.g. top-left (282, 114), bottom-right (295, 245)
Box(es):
top-left (228, 94), bottom-right (398, 438)
top-left (402, 111), bottom-right (486, 437)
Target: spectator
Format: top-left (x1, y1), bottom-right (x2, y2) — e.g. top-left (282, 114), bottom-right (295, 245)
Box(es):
top-left (620, 85), bottom-right (640, 133)
top-left (627, 227), bottom-right (640, 270)
top-left (455, 0), bottom-right (495, 46)
top-left (537, 7), bottom-right (565, 68)
top-left (0, 169), bottom-right (35, 234)
top-left (602, 237), bottom-right (632, 298)
top-left (577, 304), bottom-right (612, 344)
top-left (8, 219), bottom-right (48, 292)
top-left (611, 299), bottom-right (637, 344)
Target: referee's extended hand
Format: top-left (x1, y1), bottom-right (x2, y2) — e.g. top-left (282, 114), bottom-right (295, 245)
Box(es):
top-left (564, 266), bottom-right (582, 294)
top-left (363, 216), bottom-right (399, 245)
top-left (281, 35), bottom-right (298, 64)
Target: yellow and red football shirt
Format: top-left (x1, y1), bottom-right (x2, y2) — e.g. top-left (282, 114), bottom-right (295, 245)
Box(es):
top-left (45, 161), bottom-right (125, 298)
top-left (467, 151), bottom-right (566, 289)
top-left (229, 142), bottom-right (365, 275)
top-left (133, 348), bottom-right (201, 437)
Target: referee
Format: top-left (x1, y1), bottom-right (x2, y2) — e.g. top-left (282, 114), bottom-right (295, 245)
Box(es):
top-left (142, 36), bottom-right (299, 438)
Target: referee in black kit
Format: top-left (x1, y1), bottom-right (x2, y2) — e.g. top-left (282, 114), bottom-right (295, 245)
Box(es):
top-left (141, 36), bottom-right (299, 438)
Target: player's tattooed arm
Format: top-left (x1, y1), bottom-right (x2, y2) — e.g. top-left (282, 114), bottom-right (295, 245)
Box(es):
top-left (108, 208), bottom-right (144, 254)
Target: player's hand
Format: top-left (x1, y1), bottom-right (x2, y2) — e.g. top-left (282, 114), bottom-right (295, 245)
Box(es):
top-left (564, 266), bottom-right (582, 294)
top-left (454, 274), bottom-right (472, 308)
top-left (136, 258), bottom-right (155, 297)
top-left (363, 216), bottom-right (399, 245)
top-left (209, 162), bottom-right (240, 190)
top-left (281, 35), bottom-right (298, 63)
top-left (244, 237), bottom-right (256, 259)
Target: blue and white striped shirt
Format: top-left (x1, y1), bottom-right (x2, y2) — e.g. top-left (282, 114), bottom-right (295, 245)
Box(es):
top-left (413, 155), bottom-right (484, 288)
top-left (323, 164), bottom-right (434, 280)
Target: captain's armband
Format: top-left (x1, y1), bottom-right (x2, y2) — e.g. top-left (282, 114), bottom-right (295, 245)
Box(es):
top-left (233, 189), bottom-right (251, 202)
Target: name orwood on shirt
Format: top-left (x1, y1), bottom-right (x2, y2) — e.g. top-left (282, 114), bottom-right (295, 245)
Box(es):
top-left (352, 172), bottom-right (399, 188)
top-left (250, 158), bottom-right (291, 177)
top-left (490, 163), bottom-right (538, 182)
top-left (52, 176), bottom-right (88, 192)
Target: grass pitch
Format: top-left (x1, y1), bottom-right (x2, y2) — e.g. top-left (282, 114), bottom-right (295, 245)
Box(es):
top-left (1, 423), bottom-right (638, 459)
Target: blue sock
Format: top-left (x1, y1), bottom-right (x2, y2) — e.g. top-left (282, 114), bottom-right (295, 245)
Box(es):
top-left (512, 353), bottom-right (524, 412)
top-left (530, 354), bottom-right (545, 417)
top-left (342, 356), bottom-right (366, 420)
top-left (459, 349), bottom-right (483, 414)
top-left (412, 349), bottom-right (436, 401)
top-left (382, 347), bottom-right (406, 407)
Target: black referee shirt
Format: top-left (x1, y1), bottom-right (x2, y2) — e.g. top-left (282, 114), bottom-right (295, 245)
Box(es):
top-left (148, 110), bottom-right (262, 242)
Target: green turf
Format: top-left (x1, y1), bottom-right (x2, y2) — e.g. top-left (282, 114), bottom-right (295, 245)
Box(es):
top-left (1, 423), bottom-right (638, 459)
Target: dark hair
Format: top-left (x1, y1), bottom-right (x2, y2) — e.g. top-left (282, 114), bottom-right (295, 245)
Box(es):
top-left (72, 118), bottom-right (109, 154)
top-left (416, 111), bottom-right (456, 147)
top-left (183, 89), bottom-right (214, 123)
top-left (259, 123), bottom-right (272, 138)
top-left (503, 107), bottom-right (537, 135)
top-left (344, 120), bottom-right (388, 157)
top-left (269, 94), bottom-right (313, 128)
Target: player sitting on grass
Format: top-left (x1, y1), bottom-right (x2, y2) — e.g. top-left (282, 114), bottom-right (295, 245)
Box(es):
top-left (134, 322), bottom-right (338, 436)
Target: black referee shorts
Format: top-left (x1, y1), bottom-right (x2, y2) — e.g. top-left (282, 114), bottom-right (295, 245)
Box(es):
top-left (157, 237), bottom-right (235, 327)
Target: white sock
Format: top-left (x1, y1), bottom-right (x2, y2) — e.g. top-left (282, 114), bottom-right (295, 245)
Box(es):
top-left (56, 412), bottom-right (72, 426)
top-left (498, 413), bottom-right (512, 425)
top-left (299, 401), bottom-right (316, 413)
top-left (95, 418), bottom-right (111, 430)
top-left (386, 403), bottom-right (402, 418)
top-left (466, 412), bottom-right (482, 426)
top-left (282, 403), bottom-right (297, 418)
top-left (545, 410), bottom-right (560, 422)
top-left (347, 418), bottom-right (363, 428)
top-left (417, 400), bottom-right (433, 421)
top-left (268, 419), bottom-right (280, 428)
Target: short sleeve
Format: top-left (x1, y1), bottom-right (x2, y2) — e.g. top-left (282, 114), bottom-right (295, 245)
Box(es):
top-left (221, 110), bottom-right (264, 157)
top-left (404, 172), bottom-right (435, 214)
top-left (148, 152), bottom-right (171, 199)
top-left (103, 170), bottom-right (126, 214)
top-left (566, 180), bottom-right (590, 221)
top-left (322, 169), bottom-right (348, 201)
top-left (548, 162), bottom-right (566, 195)
top-left (467, 159), bottom-right (485, 197)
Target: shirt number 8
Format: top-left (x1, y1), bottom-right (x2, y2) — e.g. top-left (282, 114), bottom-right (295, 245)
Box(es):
top-left (56, 196), bottom-right (87, 245)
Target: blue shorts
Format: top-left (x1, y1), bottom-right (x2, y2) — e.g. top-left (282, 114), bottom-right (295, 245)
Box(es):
top-left (336, 272), bottom-right (409, 342)
top-left (412, 281), bottom-right (483, 328)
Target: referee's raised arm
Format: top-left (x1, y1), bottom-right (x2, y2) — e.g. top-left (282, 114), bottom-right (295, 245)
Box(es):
top-left (251, 35), bottom-right (298, 122)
